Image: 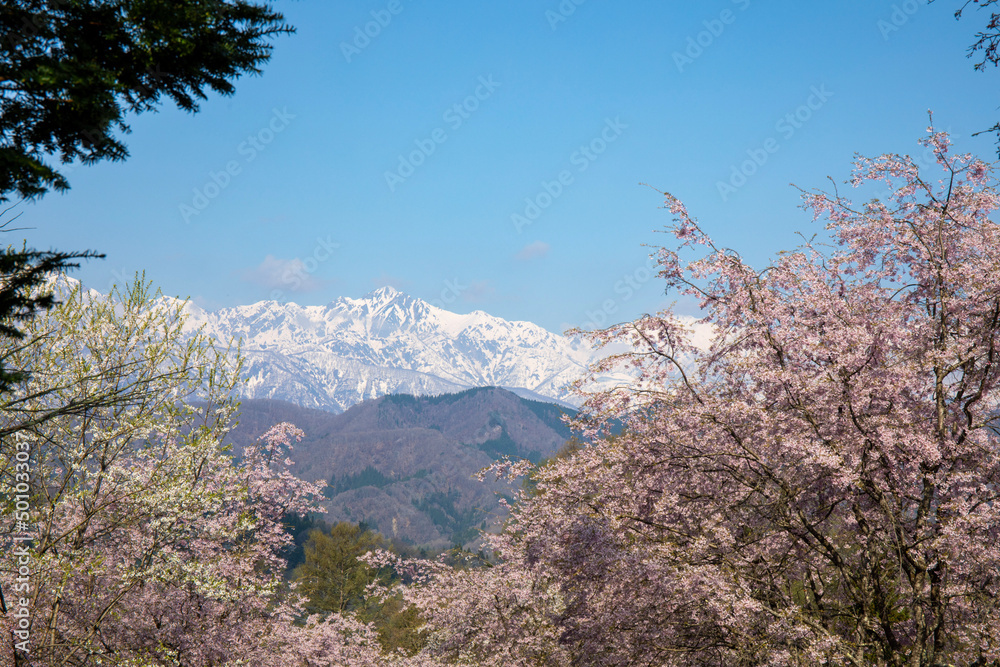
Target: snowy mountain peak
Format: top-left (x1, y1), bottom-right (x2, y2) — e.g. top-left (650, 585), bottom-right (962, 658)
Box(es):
top-left (180, 288), bottom-right (629, 412)
top-left (53, 277), bottom-right (631, 413)
top-left (365, 285), bottom-right (403, 302)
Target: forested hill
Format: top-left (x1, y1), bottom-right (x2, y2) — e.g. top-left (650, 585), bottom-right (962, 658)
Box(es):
top-left (226, 387), bottom-right (577, 549)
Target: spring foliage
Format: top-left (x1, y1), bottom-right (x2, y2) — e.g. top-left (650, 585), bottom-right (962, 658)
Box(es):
top-left (0, 280), bottom-right (435, 666)
top-left (4, 126), bottom-right (1000, 666)
top-left (382, 128), bottom-right (1000, 666)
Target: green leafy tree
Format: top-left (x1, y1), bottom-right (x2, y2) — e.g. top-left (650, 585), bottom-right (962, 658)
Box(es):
top-left (294, 522), bottom-right (426, 654)
top-left (0, 0), bottom-right (294, 201)
top-left (369, 594), bottom-right (426, 656)
top-left (294, 522), bottom-right (388, 616)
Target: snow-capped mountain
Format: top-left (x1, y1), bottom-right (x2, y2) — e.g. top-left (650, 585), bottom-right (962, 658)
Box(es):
top-left (180, 286), bottom-right (628, 413)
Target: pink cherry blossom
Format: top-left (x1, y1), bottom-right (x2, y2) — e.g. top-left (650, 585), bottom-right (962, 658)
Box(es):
top-left (388, 127), bottom-right (1000, 666)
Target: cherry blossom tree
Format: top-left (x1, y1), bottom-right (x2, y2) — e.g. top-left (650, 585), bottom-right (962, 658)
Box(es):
top-left (0, 278), bottom-right (440, 666)
top-left (392, 128), bottom-right (1000, 666)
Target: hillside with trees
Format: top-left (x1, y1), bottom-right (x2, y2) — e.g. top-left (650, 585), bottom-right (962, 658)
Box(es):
top-left (226, 388), bottom-right (576, 548)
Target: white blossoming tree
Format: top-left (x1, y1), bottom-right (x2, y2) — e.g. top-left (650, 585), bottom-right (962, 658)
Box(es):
top-left (0, 279), bottom-right (434, 666)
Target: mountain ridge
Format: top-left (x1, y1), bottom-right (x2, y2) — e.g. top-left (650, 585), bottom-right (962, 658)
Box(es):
top-left (179, 284), bottom-right (628, 412)
top-left (226, 387), bottom-right (578, 548)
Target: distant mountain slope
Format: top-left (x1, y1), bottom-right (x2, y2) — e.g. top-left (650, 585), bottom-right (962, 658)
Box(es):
top-left (181, 286), bottom-right (629, 412)
top-left (227, 387), bottom-right (577, 549)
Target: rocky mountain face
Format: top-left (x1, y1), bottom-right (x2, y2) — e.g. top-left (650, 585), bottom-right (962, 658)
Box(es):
top-left (226, 387), bottom-right (577, 549)
top-left (182, 286), bottom-right (626, 413)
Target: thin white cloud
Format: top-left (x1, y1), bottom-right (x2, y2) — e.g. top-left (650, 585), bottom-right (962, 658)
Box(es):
top-left (515, 241), bottom-right (550, 261)
top-left (241, 255), bottom-right (326, 293)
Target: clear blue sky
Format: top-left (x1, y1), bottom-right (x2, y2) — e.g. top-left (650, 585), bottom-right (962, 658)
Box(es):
top-left (16, 0), bottom-right (1000, 333)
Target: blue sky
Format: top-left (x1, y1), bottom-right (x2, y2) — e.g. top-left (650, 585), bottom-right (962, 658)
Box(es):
top-left (15, 0), bottom-right (1000, 333)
